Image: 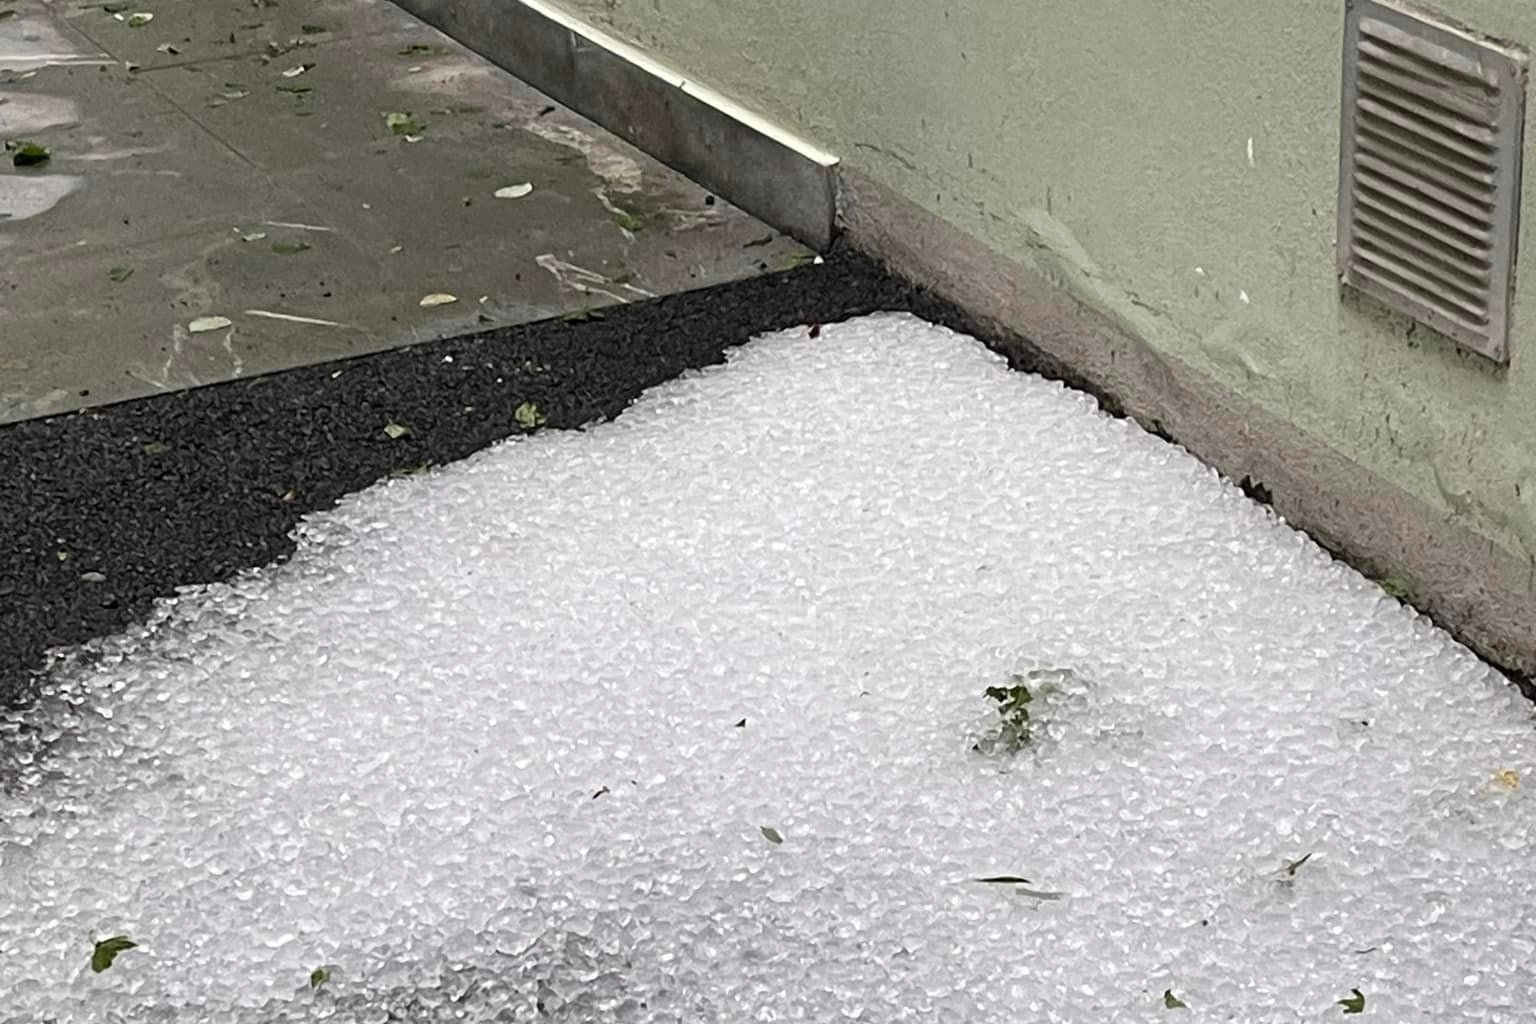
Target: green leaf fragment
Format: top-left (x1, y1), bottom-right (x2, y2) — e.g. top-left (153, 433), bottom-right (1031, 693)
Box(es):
top-left (513, 401), bottom-right (546, 430)
top-left (7, 140), bottom-right (50, 167)
top-left (126, 11), bottom-right (153, 27)
top-left (142, 441), bottom-right (170, 455)
top-left (973, 875), bottom-right (1032, 885)
top-left (1379, 575), bottom-right (1412, 600)
top-left (0, 10), bottom-right (17, 20)
top-left (1163, 989), bottom-right (1187, 1009)
top-left (102, 2), bottom-right (131, 11)
top-left (759, 825), bottom-right (783, 845)
top-left (609, 210), bottom-right (644, 232)
top-left (309, 966), bottom-right (330, 990)
top-left (108, 266), bottom-right (133, 282)
top-left (384, 111), bottom-right (425, 136)
top-left (561, 308), bottom-right (604, 322)
top-left (271, 241), bottom-right (311, 255)
top-left (398, 43), bottom-right (436, 56)
top-left (782, 252), bottom-right (819, 269)
top-left (277, 84), bottom-right (312, 94)
top-left (1337, 988), bottom-right (1365, 1014)
top-left (91, 935), bottom-right (137, 973)
top-left (300, 24), bottom-right (328, 34)
top-left (383, 421), bottom-right (412, 440)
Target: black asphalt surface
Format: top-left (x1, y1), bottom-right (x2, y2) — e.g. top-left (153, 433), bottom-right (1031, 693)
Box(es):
top-left (0, 249), bottom-right (994, 707)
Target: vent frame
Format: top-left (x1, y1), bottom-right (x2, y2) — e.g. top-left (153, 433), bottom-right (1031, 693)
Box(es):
top-left (1337, 0), bottom-right (1529, 365)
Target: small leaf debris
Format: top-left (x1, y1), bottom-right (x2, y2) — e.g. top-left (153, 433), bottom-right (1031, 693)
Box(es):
top-left (271, 241), bottom-right (311, 255)
top-left (398, 43), bottom-right (436, 56)
top-left (418, 292), bottom-right (457, 308)
top-left (494, 182), bottom-right (534, 199)
top-left (188, 315), bottom-right (232, 333)
top-left (91, 935), bottom-right (137, 973)
top-left (1337, 989), bottom-right (1365, 1014)
top-left (1163, 990), bottom-right (1187, 1010)
top-left (592, 785), bottom-right (610, 799)
top-left (382, 421), bottom-right (413, 440)
top-left (309, 966), bottom-right (330, 990)
top-left (124, 11), bottom-right (154, 27)
top-left (155, 42), bottom-right (179, 55)
top-left (561, 308), bottom-right (605, 322)
top-left (973, 875), bottom-right (1032, 885)
top-left (384, 111), bottom-right (425, 137)
top-left (108, 266), bottom-right (133, 282)
top-left (1282, 851), bottom-right (1314, 877)
top-left (142, 441), bottom-right (170, 455)
top-left (1494, 768), bottom-right (1520, 790)
top-left (759, 826), bottom-right (783, 845)
top-left (513, 402), bottom-right (546, 430)
top-left (0, 9), bottom-right (17, 20)
top-left (734, 718), bottom-right (747, 728)
top-left (610, 209), bottom-right (644, 232)
top-left (6, 140), bottom-right (50, 167)
top-left (280, 63), bottom-right (314, 78)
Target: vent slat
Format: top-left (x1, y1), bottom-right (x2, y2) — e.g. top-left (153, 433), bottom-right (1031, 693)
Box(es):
top-left (1359, 17), bottom-right (1494, 87)
top-left (1352, 240), bottom-right (1490, 321)
top-left (1354, 153), bottom-right (1495, 224)
top-left (1352, 205), bottom-right (1492, 286)
top-left (1339, 1), bottom-right (1522, 363)
top-left (1355, 118), bottom-right (1497, 187)
top-left (1351, 173), bottom-right (1495, 246)
top-left (1352, 212), bottom-right (1492, 300)
top-left (1356, 130), bottom-right (1496, 200)
top-left (1358, 40), bottom-right (1500, 121)
top-left (1355, 77), bottom-right (1499, 149)
top-left (1355, 95), bottom-right (1497, 167)
top-left (1353, 187), bottom-right (1493, 260)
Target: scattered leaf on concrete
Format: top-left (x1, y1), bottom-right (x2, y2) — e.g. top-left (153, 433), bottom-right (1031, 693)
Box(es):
top-left (1337, 989), bottom-right (1365, 1014)
top-left (7, 140), bottom-right (50, 167)
top-left (239, 231), bottom-right (267, 242)
top-left (108, 266), bottom-right (133, 282)
top-left (759, 825), bottom-right (784, 845)
top-left (561, 308), bottom-right (604, 322)
top-left (300, 24), bottom-right (328, 35)
top-left (1495, 769), bottom-right (1520, 790)
top-left (188, 315), bottom-right (232, 333)
top-left (155, 42), bottom-right (179, 55)
top-left (102, 2), bottom-right (131, 11)
top-left (973, 875), bottom-right (1033, 885)
top-left (494, 183), bottom-right (534, 199)
top-left (0, 10), bottom-right (17, 20)
top-left (309, 967), bottom-right (330, 990)
top-left (418, 292), bottom-right (457, 308)
top-left (280, 63), bottom-right (313, 78)
top-left (1163, 990), bottom-right (1188, 1010)
top-left (125, 11), bottom-right (153, 27)
top-left (90, 936), bottom-right (137, 973)
top-left (80, 571), bottom-right (107, 583)
top-left (610, 210), bottom-right (644, 232)
top-left (141, 440), bottom-right (170, 455)
top-left (384, 111), bottom-right (425, 136)
top-left (382, 421), bottom-right (412, 440)
top-left (271, 241), bottom-right (311, 255)
top-left (397, 43), bottom-right (435, 56)
top-left (276, 84), bottom-right (312, 94)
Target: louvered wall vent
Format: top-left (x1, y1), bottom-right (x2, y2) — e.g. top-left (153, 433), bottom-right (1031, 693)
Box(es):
top-left (1338, 0), bottom-right (1528, 364)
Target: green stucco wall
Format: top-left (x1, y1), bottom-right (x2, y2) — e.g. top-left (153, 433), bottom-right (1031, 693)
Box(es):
top-left (561, 0), bottom-right (1536, 566)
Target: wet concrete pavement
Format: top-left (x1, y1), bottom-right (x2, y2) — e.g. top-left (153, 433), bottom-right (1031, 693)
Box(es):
top-left (0, 0), bottom-right (808, 424)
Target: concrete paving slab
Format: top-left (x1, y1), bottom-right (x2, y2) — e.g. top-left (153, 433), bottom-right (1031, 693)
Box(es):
top-left (0, 0), bottom-right (807, 424)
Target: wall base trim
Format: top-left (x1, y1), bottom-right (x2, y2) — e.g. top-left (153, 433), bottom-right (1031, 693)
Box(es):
top-left (390, 0), bottom-right (839, 251)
